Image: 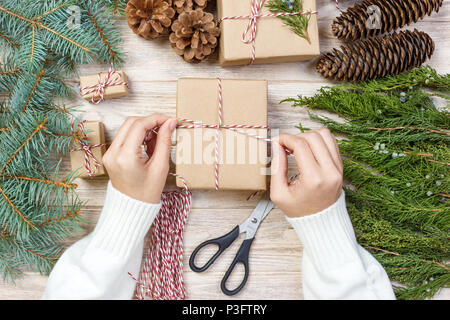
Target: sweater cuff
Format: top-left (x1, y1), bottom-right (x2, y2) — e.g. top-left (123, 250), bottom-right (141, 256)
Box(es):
top-left (286, 192), bottom-right (360, 272)
top-left (88, 181), bottom-right (161, 259)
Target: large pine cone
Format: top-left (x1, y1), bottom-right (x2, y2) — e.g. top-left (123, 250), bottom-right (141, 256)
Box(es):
top-left (317, 29), bottom-right (435, 82)
top-left (126, 0), bottom-right (176, 39)
top-left (169, 9), bottom-right (219, 63)
top-left (332, 0), bottom-right (444, 41)
top-left (173, 0), bottom-right (207, 14)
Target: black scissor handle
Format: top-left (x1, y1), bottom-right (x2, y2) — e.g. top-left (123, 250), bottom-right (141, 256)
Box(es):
top-left (189, 226), bottom-right (240, 273)
top-left (220, 237), bottom-right (254, 296)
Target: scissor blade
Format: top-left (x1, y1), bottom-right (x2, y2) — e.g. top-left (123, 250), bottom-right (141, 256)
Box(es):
top-left (239, 192), bottom-right (274, 239)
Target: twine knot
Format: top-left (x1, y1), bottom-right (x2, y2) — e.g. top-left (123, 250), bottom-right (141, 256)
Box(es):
top-left (220, 0), bottom-right (318, 65)
top-left (71, 121), bottom-right (105, 177)
top-left (80, 63), bottom-right (128, 105)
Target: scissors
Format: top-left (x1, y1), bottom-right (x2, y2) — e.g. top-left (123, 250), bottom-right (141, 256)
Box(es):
top-left (189, 191), bottom-right (274, 296)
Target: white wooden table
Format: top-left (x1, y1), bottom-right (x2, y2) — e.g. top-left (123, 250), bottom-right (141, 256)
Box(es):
top-left (1, 0), bottom-right (449, 300)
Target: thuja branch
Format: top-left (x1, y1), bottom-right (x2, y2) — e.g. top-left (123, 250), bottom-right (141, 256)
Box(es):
top-left (266, 0), bottom-right (313, 43)
top-left (368, 126), bottom-right (450, 136)
top-left (286, 66), bottom-right (450, 299)
top-left (364, 245), bottom-right (449, 270)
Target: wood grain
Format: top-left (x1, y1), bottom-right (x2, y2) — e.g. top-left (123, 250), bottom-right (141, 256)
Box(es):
top-left (1, 0), bottom-right (449, 300)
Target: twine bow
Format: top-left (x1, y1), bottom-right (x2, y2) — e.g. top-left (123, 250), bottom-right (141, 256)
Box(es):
top-left (71, 121), bottom-right (106, 177)
top-left (220, 0), bottom-right (318, 65)
top-left (80, 63), bottom-right (128, 104)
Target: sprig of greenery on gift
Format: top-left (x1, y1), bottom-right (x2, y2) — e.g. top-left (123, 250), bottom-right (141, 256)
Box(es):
top-left (0, 0), bottom-right (124, 282)
top-left (284, 66), bottom-right (450, 300)
top-left (266, 0), bottom-right (313, 43)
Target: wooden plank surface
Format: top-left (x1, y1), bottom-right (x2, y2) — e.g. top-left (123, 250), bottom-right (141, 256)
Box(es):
top-left (1, 0), bottom-right (449, 300)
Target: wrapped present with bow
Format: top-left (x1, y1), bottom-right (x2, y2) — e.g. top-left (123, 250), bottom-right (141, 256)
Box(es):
top-left (70, 121), bottom-right (107, 178)
top-left (218, 0), bottom-right (320, 66)
top-left (175, 78), bottom-right (269, 190)
top-left (79, 64), bottom-right (129, 104)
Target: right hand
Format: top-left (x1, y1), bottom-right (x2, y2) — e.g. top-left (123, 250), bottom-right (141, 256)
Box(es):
top-left (270, 128), bottom-right (344, 218)
top-left (102, 114), bottom-right (177, 204)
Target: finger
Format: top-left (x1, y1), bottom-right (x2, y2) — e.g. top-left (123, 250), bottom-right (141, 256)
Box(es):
top-left (109, 116), bottom-right (139, 150)
top-left (122, 114), bottom-right (170, 154)
top-left (149, 118), bottom-right (177, 169)
top-left (145, 134), bottom-right (157, 158)
top-left (300, 131), bottom-right (338, 171)
top-left (270, 138), bottom-right (288, 192)
top-left (317, 128), bottom-right (343, 173)
top-left (277, 134), bottom-right (318, 174)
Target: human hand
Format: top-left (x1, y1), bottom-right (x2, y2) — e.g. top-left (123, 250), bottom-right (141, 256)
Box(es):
top-left (102, 114), bottom-right (177, 204)
top-left (270, 128), bottom-right (344, 218)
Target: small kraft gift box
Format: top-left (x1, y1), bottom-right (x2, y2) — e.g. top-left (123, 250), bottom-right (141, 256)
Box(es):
top-left (218, 0), bottom-right (320, 66)
top-left (79, 68), bottom-right (128, 104)
top-left (70, 121), bottom-right (107, 178)
top-left (176, 78), bottom-right (269, 190)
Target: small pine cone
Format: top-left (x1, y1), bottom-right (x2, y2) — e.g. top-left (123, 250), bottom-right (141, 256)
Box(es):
top-left (332, 0), bottom-right (444, 41)
top-left (169, 8), bottom-right (219, 63)
top-left (317, 29), bottom-right (435, 82)
top-left (126, 0), bottom-right (176, 39)
top-left (173, 0), bottom-right (207, 14)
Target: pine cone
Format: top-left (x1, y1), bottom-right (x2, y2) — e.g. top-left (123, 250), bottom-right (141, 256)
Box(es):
top-left (126, 0), bottom-right (176, 39)
top-left (173, 0), bottom-right (207, 14)
top-left (332, 0), bottom-right (444, 41)
top-left (169, 9), bottom-right (219, 63)
top-left (317, 29), bottom-right (435, 82)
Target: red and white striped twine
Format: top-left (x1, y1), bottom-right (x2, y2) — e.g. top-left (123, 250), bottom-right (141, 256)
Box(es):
top-left (130, 173), bottom-right (192, 300)
top-left (71, 121), bottom-right (105, 177)
top-left (220, 0), bottom-right (318, 65)
top-left (80, 63), bottom-right (128, 104)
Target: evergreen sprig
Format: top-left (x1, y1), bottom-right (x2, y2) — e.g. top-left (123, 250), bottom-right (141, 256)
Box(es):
top-left (0, 1), bottom-right (123, 282)
top-left (284, 66), bottom-right (450, 300)
top-left (100, 0), bottom-right (128, 16)
top-left (266, 0), bottom-right (313, 43)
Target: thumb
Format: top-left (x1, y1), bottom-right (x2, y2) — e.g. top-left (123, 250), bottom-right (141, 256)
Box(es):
top-left (151, 118), bottom-right (177, 168)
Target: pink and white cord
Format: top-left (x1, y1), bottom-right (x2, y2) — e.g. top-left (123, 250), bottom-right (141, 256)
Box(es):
top-left (220, 0), bottom-right (318, 65)
top-left (80, 63), bottom-right (128, 105)
top-left (130, 173), bottom-right (192, 300)
top-left (71, 121), bottom-right (105, 177)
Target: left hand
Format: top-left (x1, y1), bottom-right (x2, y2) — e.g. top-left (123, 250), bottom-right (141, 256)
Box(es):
top-left (102, 114), bottom-right (177, 204)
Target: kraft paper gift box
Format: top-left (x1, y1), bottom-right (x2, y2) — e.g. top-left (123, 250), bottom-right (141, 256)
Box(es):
top-left (79, 70), bottom-right (128, 102)
top-left (218, 0), bottom-right (320, 66)
top-left (176, 78), bottom-right (268, 190)
top-left (70, 121), bottom-right (107, 178)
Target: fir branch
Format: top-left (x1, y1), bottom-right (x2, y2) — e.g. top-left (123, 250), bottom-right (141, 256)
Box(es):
top-left (0, 31), bottom-right (19, 49)
top-left (38, 209), bottom-right (82, 227)
top-left (0, 0), bottom-right (123, 281)
top-left (100, 0), bottom-right (127, 16)
top-left (0, 186), bottom-right (36, 229)
top-left (2, 175), bottom-right (78, 191)
top-left (0, 118), bottom-right (48, 175)
top-left (0, 4), bottom-right (91, 52)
